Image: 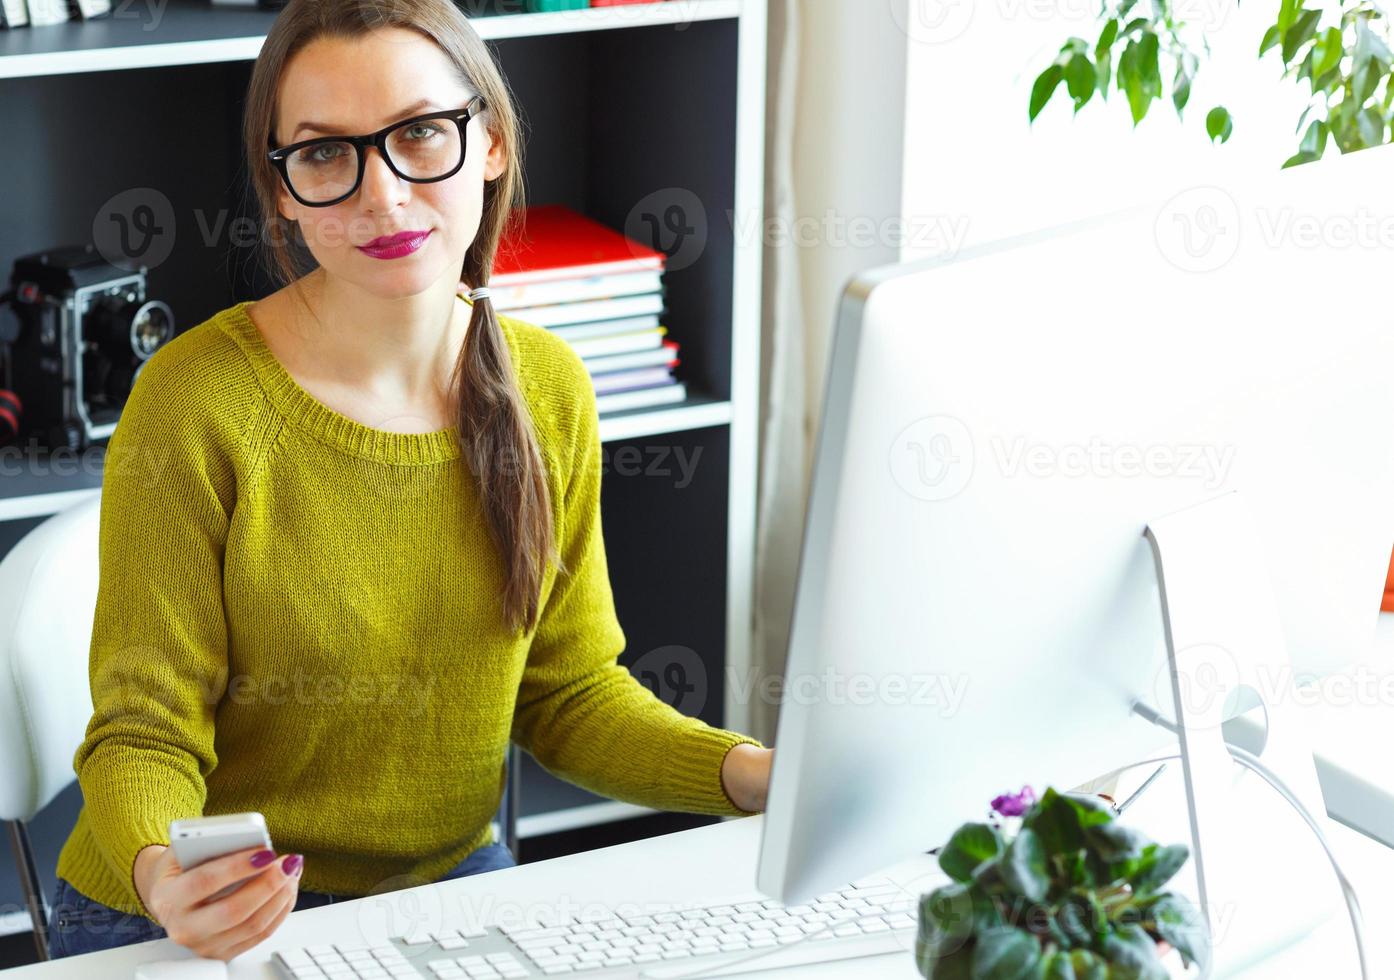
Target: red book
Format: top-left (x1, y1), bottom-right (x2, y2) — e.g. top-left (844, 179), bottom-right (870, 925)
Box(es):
top-left (493, 204), bottom-right (665, 286)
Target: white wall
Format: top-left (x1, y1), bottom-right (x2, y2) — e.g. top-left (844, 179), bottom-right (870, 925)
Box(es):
top-left (791, 1), bottom-right (909, 423)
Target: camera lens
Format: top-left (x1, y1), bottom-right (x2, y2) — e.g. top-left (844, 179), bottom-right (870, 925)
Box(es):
top-left (130, 300), bottom-right (174, 359)
top-left (90, 294), bottom-right (174, 361)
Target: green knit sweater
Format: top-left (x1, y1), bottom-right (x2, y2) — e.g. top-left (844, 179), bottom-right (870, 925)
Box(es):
top-left (55, 297), bottom-right (765, 920)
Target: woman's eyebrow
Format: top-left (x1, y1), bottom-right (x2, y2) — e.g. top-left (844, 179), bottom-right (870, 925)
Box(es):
top-left (291, 98), bottom-right (439, 139)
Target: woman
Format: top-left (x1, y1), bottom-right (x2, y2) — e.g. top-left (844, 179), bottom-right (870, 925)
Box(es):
top-left (48, 0), bottom-right (772, 960)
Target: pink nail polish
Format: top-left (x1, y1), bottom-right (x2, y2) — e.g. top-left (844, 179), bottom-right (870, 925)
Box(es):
top-left (282, 853), bottom-right (303, 876)
top-left (250, 849), bottom-right (276, 868)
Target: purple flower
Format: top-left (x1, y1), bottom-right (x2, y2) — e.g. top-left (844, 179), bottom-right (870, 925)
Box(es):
top-left (990, 785), bottom-right (1037, 818)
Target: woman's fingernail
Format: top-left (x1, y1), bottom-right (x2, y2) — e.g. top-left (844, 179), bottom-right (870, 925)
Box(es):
top-left (282, 853), bottom-right (303, 876)
top-left (250, 849), bottom-right (276, 868)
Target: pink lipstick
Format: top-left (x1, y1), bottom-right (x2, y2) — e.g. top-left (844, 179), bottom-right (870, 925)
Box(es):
top-left (357, 229), bottom-right (431, 260)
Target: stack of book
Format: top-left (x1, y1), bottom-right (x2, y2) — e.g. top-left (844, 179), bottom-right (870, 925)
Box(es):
top-left (492, 204), bottom-right (686, 415)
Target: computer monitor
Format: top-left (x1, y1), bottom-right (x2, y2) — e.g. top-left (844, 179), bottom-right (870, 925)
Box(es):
top-left (755, 144), bottom-right (1394, 914)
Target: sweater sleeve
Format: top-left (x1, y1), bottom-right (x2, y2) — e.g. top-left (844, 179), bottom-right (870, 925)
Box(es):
top-left (73, 344), bottom-right (236, 918)
top-left (510, 351), bottom-right (766, 817)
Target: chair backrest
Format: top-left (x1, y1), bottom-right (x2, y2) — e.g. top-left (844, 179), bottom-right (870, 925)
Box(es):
top-left (0, 493), bottom-right (101, 822)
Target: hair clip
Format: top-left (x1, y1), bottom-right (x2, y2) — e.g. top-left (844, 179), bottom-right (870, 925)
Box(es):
top-left (469, 286), bottom-right (492, 302)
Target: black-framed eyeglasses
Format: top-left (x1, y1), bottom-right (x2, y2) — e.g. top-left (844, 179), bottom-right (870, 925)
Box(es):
top-left (267, 94), bottom-right (487, 208)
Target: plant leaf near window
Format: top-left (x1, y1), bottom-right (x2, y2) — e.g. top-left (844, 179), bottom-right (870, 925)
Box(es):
top-left (1030, 0), bottom-right (1394, 166)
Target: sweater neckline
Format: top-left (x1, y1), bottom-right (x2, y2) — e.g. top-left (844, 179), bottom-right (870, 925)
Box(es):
top-left (225, 297), bottom-right (469, 465)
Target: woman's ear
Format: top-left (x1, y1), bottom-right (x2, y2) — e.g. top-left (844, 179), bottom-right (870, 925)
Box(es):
top-left (276, 184), bottom-right (298, 225)
top-left (483, 126), bottom-right (507, 182)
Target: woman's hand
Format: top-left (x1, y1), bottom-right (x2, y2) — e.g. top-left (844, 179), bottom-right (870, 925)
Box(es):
top-left (721, 744), bottom-right (774, 813)
top-left (133, 843), bottom-right (303, 961)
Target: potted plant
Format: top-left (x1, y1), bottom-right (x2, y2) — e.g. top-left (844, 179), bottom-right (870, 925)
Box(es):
top-left (915, 787), bottom-right (1210, 979)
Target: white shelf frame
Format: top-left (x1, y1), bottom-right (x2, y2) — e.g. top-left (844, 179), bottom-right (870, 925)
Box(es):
top-left (0, 0), bottom-right (742, 80)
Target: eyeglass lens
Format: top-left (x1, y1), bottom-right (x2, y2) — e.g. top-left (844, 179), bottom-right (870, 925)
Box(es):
top-left (285, 116), bottom-right (464, 204)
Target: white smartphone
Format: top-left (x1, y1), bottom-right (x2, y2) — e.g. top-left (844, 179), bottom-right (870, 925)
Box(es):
top-left (169, 812), bottom-right (274, 902)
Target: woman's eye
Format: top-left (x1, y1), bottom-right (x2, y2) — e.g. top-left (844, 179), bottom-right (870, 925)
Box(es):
top-left (298, 144), bottom-right (347, 166)
top-left (404, 122), bottom-right (444, 141)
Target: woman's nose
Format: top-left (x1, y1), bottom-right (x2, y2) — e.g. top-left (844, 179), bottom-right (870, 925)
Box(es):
top-left (359, 145), bottom-right (409, 212)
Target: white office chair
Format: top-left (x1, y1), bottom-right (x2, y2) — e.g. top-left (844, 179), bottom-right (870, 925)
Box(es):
top-left (0, 492), bottom-right (101, 962)
top-left (0, 492), bottom-right (521, 963)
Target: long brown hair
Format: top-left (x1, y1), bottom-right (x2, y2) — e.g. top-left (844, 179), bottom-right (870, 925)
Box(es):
top-left (242, 0), bottom-right (555, 635)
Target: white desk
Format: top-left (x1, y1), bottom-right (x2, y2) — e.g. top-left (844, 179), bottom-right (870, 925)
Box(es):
top-left (5, 804), bottom-right (1392, 979)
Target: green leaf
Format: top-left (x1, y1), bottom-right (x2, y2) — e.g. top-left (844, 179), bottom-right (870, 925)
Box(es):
top-left (1000, 828), bottom-right (1050, 902)
top-left (1147, 894), bottom-right (1212, 972)
top-left (1298, 119), bottom-right (1328, 156)
top-left (1058, 36), bottom-right (1090, 59)
top-left (1173, 59), bottom-right (1194, 114)
top-left (1282, 149), bottom-right (1320, 167)
top-left (1024, 790), bottom-right (1110, 856)
top-left (1277, 0), bottom-right (1299, 34)
top-left (1130, 843), bottom-right (1190, 894)
top-left (940, 823), bottom-right (1005, 883)
top-left (1040, 950), bottom-right (1075, 980)
top-left (1066, 949), bottom-right (1107, 980)
top-left (1206, 106), bottom-right (1234, 142)
top-left (1357, 106), bottom-right (1385, 145)
top-left (1313, 26), bottom-right (1343, 78)
top-left (1096, 18), bottom-right (1119, 59)
top-left (1259, 24), bottom-right (1282, 56)
top-left (1139, 31), bottom-right (1162, 97)
top-left (1065, 54), bottom-right (1097, 111)
top-left (1096, 47), bottom-right (1112, 101)
top-left (1083, 820), bottom-right (1147, 864)
top-left (1030, 65), bottom-right (1065, 122)
top-left (920, 939), bottom-right (975, 980)
top-left (1282, 8), bottom-right (1321, 64)
top-left (1121, 16), bottom-right (1149, 36)
top-left (1357, 19), bottom-right (1394, 70)
top-left (1353, 60), bottom-right (1381, 105)
top-left (919, 882), bottom-right (976, 959)
top-left (970, 928), bottom-right (1041, 980)
top-left (1056, 896), bottom-right (1096, 947)
top-left (1101, 923), bottom-right (1168, 980)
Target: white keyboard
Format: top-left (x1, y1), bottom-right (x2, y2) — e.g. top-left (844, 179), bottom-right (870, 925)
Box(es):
top-left (270, 878), bottom-right (919, 979)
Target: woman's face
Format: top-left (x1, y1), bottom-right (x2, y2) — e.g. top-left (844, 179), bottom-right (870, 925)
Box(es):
top-left (273, 27), bottom-right (504, 298)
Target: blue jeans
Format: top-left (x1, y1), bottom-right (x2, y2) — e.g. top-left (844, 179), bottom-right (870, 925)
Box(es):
top-left (47, 842), bottom-right (517, 959)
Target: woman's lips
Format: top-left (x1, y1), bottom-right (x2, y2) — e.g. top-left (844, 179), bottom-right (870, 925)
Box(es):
top-left (357, 229), bottom-right (431, 259)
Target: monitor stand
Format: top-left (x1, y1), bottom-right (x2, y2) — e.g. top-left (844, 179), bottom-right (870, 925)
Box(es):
top-left (1139, 490), bottom-right (1342, 977)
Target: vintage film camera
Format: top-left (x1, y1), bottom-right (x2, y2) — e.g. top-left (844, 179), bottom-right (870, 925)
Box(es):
top-left (5, 244), bottom-right (174, 451)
